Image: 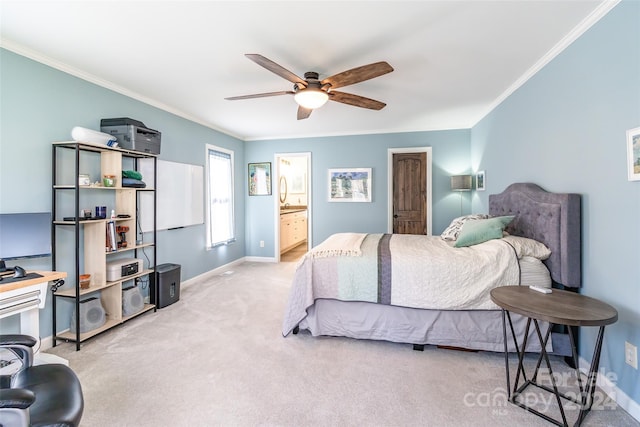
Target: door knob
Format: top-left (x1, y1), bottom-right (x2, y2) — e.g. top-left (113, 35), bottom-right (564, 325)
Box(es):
top-left (393, 214), bottom-right (398, 218)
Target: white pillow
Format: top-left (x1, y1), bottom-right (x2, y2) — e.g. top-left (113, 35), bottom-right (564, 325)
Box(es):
top-left (440, 214), bottom-right (490, 241)
top-left (519, 256), bottom-right (552, 288)
top-left (502, 235), bottom-right (551, 260)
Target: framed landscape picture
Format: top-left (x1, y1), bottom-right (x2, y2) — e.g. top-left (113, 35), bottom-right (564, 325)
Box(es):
top-left (627, 127), bottom-right (640, 181)
top-left (328, 168), bottom-right (372, 202)
top-left (248, 162), bottom-right (272, 195)
top-left (476, 171), bottom-right (486, 191)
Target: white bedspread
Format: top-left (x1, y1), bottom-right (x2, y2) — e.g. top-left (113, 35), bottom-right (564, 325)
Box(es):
top-left (282, 233), bottom-right (520, 336)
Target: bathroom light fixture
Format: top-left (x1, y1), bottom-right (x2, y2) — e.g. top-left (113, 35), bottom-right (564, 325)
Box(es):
top-left (294, 88), bottom-right (329, 109)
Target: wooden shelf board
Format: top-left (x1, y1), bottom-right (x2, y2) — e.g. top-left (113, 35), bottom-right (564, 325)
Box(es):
top-left (56, 318), bottom-right (121, 342)
top-left (54, 269), bottom-right (154, 297)
top-left (55, 280), bottom-right (120, 297)
top-left (122, 304), bottom-right (156, 322)
top-left (105, 243), bottom-right (155, 255)
top-left (105, 269), bottom-right (154, 286)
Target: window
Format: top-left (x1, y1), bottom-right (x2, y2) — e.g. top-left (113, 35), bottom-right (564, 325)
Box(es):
top-left (206, 144), bottom-right (235, 247)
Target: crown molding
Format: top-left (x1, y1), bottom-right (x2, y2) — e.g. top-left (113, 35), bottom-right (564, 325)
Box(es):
top-left (474, 0), bottom-right (621, 127)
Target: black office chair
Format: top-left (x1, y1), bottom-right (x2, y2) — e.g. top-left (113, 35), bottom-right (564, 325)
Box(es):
top-left (0, 334), bottom-right (83, 427)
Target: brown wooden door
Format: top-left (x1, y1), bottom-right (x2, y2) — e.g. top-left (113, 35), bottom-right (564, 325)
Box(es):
top-left (392, 152), bottom-right (427, 234)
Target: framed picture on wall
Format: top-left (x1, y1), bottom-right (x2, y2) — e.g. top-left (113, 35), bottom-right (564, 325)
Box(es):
top-left (627, 127), bottom-right (640, 181)
top-left (328, 168), bottom-right (372, 202)
top-left (476, 171), bottom-right (486, 191)
top-left (248, 162), bottom-right (272, 196)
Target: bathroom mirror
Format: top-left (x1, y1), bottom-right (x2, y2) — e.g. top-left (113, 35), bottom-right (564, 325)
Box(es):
top-left (279, 176), bottom-right (287, 203)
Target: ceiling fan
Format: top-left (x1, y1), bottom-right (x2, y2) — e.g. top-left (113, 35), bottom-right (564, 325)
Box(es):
top-left (225, 54), bottom-right (394, 120)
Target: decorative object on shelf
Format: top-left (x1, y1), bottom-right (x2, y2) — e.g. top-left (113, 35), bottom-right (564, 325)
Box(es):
top-left (103, 174), bottom-right (117, 187)
top-left (79, 274), bottom-right (91, 290)
top-left (627, 127), bottom-right (640, 181)
top-left (328, 168), bottom-right (372, 202)
top-left (476, 171), bottom-right (486, 191)
top-left (95, 206), bottom-right (106, 219)
top-left (248, 162), bottom-right (272, 196)
top-left (116, 225), bottom-right (129, 248)
top-left (78, 174), bottom-right (91, 186)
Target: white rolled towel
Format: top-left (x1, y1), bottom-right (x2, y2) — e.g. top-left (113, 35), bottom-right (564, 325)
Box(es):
top-left (71, 126), bottom-right (118, 146)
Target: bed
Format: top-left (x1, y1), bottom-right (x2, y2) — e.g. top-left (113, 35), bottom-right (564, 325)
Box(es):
top-left (282, 183), bottom-right (581, 355)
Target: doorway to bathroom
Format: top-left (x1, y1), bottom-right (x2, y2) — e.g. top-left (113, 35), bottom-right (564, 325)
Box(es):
top-left (275, 152), bottom-right (311, 262)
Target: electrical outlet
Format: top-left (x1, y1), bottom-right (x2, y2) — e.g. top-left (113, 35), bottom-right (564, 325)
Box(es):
top-left (259, 240), bottom-right (265, 248)
top-left (625, 341), bottom-right (638, 369)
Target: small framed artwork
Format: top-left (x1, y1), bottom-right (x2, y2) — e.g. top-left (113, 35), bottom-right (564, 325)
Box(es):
top-left (476, 171), bottom-right (486, 191)
top-left (328, 168), bottom-right (372, 202)
top-left (627, 127), bottom-right (640, 181)
top-left (248, 162), bottom-right (272, 196)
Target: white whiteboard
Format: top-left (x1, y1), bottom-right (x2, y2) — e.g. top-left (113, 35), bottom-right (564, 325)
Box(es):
top-left (139, 159), bottom-right (204, 232)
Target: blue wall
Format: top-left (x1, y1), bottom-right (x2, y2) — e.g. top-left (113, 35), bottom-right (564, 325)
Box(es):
top-left (0, 49), bottom-right (246, 334)
top-left (244, 130), bottom-right (470, 257)
top-left (472, 0), bottom-right (640, 406)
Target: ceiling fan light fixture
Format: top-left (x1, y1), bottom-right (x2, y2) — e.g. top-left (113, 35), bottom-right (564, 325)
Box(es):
top-left (294, 88), bottom-right (329, 109)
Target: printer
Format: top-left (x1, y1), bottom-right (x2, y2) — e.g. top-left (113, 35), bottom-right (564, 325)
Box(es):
top-left (100, 118), bottom-right (161, 155)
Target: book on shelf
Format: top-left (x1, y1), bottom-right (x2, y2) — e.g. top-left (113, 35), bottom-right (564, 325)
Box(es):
top-left (106, 221), bottom-right (117, 252)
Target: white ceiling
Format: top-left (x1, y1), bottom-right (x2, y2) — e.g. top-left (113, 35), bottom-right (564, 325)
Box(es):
top-left (0, 1), bottom-right (616, 141)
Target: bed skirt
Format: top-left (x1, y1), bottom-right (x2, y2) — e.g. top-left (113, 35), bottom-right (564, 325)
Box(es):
top-left (298, 299), bottom-right (554, 353)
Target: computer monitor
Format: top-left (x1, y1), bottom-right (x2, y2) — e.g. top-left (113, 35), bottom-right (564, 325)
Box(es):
top-left (0, 212), bottom-right (52, 268)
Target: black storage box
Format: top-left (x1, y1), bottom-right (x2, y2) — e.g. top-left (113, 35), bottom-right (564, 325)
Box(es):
top-left (150, 263), bottom-right (181, 308)
top-left (100, 117), bottom-right (161, 154)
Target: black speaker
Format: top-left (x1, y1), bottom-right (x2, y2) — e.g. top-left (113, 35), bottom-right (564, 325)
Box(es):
top-left (150, 263), bottom-right (181, 308)
top-left (70, 297), bottom-right (106, 333)
top-left (122, 285), bottom-right (144, 316)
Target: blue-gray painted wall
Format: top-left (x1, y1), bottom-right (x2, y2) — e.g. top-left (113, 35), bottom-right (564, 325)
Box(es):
top-left (244, 130), bottom-right (470, 257)
top-left (472, 1), bottom-right (640, 405)
top-left (0, 49), bottom-right (246, 334)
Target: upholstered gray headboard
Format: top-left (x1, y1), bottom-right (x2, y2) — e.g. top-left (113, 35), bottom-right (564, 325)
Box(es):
top-left (489, 183), bottom-right (581, 288)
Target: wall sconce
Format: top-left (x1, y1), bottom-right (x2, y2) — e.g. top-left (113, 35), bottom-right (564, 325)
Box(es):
top-left (451, 175), bottom-right (472, 215)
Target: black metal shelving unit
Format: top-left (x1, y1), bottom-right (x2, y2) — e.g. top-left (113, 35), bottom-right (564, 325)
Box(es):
top-left (51, 141), bottom-right (157, 350)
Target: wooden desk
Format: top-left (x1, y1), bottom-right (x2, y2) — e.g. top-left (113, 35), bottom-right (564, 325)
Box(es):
top-left (0, 271), bottom-right (67, 339)
top-left (490, 286), bottom-right (617, 427)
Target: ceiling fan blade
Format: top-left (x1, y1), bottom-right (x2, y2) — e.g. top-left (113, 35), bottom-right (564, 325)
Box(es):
top-left (328, 91), bottom-right (387, 110)
top-left (321, 61), bottom-right (393, 89)
top-left (297, 106), bottom-right (313, 120)
top-left (225, 91), bottom-right (294, 100)
top-left (245, 54), bottom-right (307, 86)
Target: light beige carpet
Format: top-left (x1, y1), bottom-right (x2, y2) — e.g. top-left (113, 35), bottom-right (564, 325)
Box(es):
top-left (47, 261), bottom-right (638, 426)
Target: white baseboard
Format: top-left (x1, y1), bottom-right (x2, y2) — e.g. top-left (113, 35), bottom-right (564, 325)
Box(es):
top-left (181, 257), bottom-right (248, 288)
top-left (40, 335), bottom-right (54, 351)
top-left (244, 256), bottom-right (277, 263)
top-left (579, 357), bottom-right (640, 422)
top-left (180, 256), bottom-right (275, 289)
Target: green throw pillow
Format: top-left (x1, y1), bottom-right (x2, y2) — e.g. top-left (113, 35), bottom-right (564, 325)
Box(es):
top-left (454, 215), bottom-right (515, 248)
